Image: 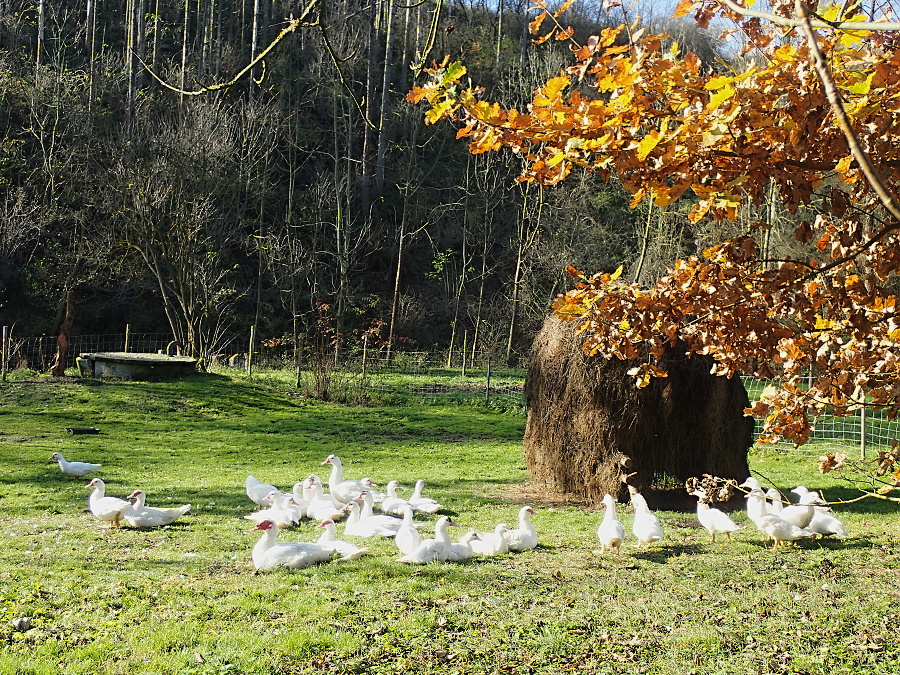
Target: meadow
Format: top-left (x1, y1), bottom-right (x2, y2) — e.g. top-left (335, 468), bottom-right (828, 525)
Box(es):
top-left (1, 370), bottom-right (899, 675)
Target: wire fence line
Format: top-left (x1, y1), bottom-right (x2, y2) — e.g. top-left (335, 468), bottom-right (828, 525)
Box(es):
top-left (2, 331), bottom-right (896, 455)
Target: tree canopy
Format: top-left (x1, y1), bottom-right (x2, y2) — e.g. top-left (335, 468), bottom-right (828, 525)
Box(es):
top-left (410, 0), bottom-right (900, 447)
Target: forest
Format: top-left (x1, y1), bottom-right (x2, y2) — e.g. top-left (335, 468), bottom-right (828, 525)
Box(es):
top-left (0, 0), bottom-right (795, 365)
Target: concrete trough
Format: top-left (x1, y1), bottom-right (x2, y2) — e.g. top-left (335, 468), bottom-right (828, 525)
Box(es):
top-left (77, 352), bottom-right (197, 380)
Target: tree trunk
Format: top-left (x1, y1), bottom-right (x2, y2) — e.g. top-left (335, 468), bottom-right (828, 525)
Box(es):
top-left (506, 184), bottom-right (542, 365)
top-left (375, 0), bottom-right (396, 193)
top-left (36, 0), bottom-right (45, 75)
top-left (50, 290), bottom-right (75, 377)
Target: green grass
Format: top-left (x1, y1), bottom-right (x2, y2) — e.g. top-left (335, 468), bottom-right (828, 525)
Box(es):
top-left (2, 373), bottom-right (900, 674)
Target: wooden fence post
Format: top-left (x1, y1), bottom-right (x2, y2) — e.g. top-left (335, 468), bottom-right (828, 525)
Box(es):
top-left (860, 405), bottom-right (867, 459)
top-left (1, 326), bottom-right (7, 382)
top-left (461, 331), bottom-right (468, 377)
top-left (247, 325), bottom-right (255, 377)
top-left (124, 324), bottom-right (131, 353)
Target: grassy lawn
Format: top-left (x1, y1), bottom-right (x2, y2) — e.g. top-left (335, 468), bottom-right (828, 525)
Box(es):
top-left (1, 372), bottom-right (899, 675)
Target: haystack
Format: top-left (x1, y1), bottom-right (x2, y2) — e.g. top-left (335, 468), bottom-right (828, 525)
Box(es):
top-left (523, 316), bottom-right (753, 506)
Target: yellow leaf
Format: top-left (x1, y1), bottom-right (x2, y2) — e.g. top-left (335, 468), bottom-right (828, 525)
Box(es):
top-left (672, 0), bottom-right (698, 18)
top-left (706, 83), bottom-right (735, 112)
top-left (704, 74), bottom-right (733, 90)
top-left (847, 72), bottom-right (874, 95)
top-left (835, 155), bottom-right (854, 175)
top-left (546, 150), bottom-right (565, 167)
top-left (425, 98), bottom-right (456, 124)
top-left (636, 131), bottom-right (661, 161)
top-left (815, 315), bottom-right (835, 330)
top-left (618, 318), bottom-right (631, 331)
top-left (542, 76), bottom-right (570, 102)
top-left (609, 264), bottom-right (624, 282)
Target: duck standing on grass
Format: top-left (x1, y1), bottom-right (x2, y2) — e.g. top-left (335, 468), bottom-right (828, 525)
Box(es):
top-left (629, 487), bottom-right (664, 546)
top-left (690, 489), bottom-right (740, 543)
top-left (86, 478), bottom-right (131, 529)
top-left (50, 452), bottom-right (101, 478)
top-left (597, 494), bottom-right (626, 555)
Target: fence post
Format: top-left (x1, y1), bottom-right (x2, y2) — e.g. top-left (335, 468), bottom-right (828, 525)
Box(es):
top-left (1, 326), bottom-right (7, 382)
top-left (247, 325), bottom-right (255, 377)
top-left (485, 357), bottom-right (491, 403)
top-left (362, 334), bottom-right (368, 379)
top-left (461, 331), bottom-right (468, 377)
top-left (860, 405), bottom-right (867, 459)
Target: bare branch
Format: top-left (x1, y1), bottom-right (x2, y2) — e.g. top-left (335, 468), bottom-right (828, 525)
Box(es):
top-left (717, 0), bottom-right (900, 31)
top-left (140, 0), bottom-right (320, 96)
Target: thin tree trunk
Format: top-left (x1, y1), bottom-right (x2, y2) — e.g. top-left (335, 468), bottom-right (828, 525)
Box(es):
top-left (386, 218), bottom-right (405, 363)
top-left (36, 0), bottom-right (45, 75)
top-left (87, 0), bottom-right (97, 113)
top-left (180, 0), bottom-right (190, 105)
top-left (506, 184), bottom-right (542, 364)
top-left (375, 0), bottom-right (396, 193)
top-left (495, 0), bottom-right (503, 70)
top-left (361, 0), bottom-right (378, 204)
top-left (50, 290), bottom-right (75, 377)
top-left (152, 0), bottom-right (160, 70)
top-left (250, 0), bottom-right (260, 99)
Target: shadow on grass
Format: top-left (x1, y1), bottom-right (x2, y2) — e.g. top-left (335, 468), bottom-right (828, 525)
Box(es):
top-left (630, 542), bottom-right (704, 562)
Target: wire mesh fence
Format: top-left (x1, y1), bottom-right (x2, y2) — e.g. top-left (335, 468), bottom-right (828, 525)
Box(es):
top-left (1, 330), bottom-right (896, 455)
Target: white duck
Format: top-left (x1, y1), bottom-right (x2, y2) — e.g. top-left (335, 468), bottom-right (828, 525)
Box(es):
top-left (394, 505), bottom-right (422, 555)
top-left (739, 477), bottom-right (763, 492)
top-left (303, 474), bottom-right (347, 521)
top-left (597, 494), bottom-right (626, 554)
top-left (50, 452), bottom-right (101, 478)
top-left (250, 519), bottom-right (335, 571)
top-left (446, 530), bottom-right (481, 562)
top-left (765, 488), bottom-right (784, 515)
top-left (744, 488), bottom-right (769, 526)
top-left (629, 489), bottom-right (664, 546)
top-left (315, 520), bottom-right (369, 560)
top-left (408, 479), bottom-right (442, 514)
top-left (321, 455), bottom-right (371, 504)
top-left (399, 516), bottom-right (455, 564)
top-left (469, 523), bottom-right (510, 556)
top-left (244, 492), bottom-right (301, 529)
top-left (690, 490), bottom-right (740, 543)
top-left (360, 477), bottom-right (386, 503)
top-left (124, 490), bottom-right (191, 528)
top-left (245, 475), bottom-right (280, 507)
top-left (503, 506), bottom-right (538, 552)
top-left (797, 490), bottom-right (849, 538)
top-left (85, 478), bottom-right (131, 528)
top-left (380, 480), bottom-right (411, 516)
top-left (756, 513), bottom-right (815, 549)
top-left (343, 500), bottom-right (402, 538)
top-left (778, 487), bottom-right (816, 529)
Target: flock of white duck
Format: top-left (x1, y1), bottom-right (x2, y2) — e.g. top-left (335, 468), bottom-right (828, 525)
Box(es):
top-left (50, 451), bottom-right (538, 571)
top-left (243, 454), bottom-right (539, 570)
top-left (51, 449), bottom-right (850, 572)
top-left (596, 477), bottom-right (850, 554)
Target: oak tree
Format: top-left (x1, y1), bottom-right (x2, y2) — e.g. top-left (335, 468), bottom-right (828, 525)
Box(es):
top-left (410, 0), bottom-right (900, 460)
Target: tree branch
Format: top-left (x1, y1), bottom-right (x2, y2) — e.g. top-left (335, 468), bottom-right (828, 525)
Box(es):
top-left (795, 0), bottom-right (900, 224)
top-left (139, 0), bottom-right (320, 96)
top-left (717, 0), bottom-right (900, 31)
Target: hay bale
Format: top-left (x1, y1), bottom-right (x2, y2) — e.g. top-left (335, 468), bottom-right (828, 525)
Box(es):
top-left (523, 316), bottom-right (752, 505)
